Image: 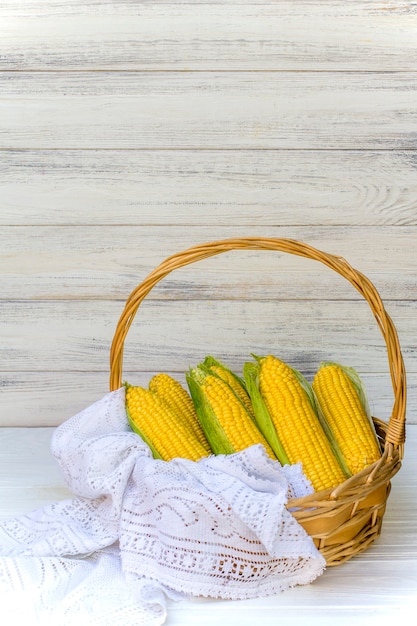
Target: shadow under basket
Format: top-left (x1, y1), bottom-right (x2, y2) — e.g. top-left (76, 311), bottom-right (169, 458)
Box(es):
top-left (109, 237), bottom-right (406, 566)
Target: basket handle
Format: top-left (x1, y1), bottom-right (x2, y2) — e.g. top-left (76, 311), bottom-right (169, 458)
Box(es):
top-left (109, 237), bottom-right (406, 454)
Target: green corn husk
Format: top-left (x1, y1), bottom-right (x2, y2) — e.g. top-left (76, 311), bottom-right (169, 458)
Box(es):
top-left (186, 366), bottom-right (235, 455)
top-left (202, 355), bottom-right (255, 417)
top-left (202, 355), bottom-right (248, 391)
top-left (242, 361), bottom-right (290, 466)
top-left (244, 355), bottom-right (351, 478)
top-left (124, 382), bottom-right (163, 460)
top-left (186, 361), bottom-right (280, 459)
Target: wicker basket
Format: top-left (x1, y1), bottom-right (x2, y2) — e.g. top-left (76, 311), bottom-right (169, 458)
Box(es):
top-left (109, 237), bottom-right (406, 566)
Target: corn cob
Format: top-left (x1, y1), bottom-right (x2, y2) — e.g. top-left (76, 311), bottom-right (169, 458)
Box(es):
top-left (202, 356), bottom-right (255, 417)
top-left (125, 383), bottom-right (210, 462)
top-left (148, 372), bottom-right (211, 453)
top-left (312, 362), bottom-right (381, 475)
top-left (186, 365), bottom-right (277, 459)
top-left (244, 355), bottom-right (349, 492)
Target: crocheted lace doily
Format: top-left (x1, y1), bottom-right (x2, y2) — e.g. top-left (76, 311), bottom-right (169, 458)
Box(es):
top-left (0, 388), bottom-right (325, 625)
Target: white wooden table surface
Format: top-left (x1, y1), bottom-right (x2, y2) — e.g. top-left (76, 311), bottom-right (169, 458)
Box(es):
top-left (1, 425), bottom-right (416, 625)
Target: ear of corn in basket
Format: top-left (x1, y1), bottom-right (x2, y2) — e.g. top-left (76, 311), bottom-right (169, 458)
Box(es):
top-left (186, 361), bottom-right (277, 460)
top-left (312, 362), bottom-right (382, 475)
top-left (125, 377), bottom-right (211, 462)
top-left (148, 372), bottom-right (212, 453)
top-left (202, 355), bottom-right (255, 418)
top-left (241, 361), bottom-right (289, 466)
top-left (244, 355), bottom-right (350, 492)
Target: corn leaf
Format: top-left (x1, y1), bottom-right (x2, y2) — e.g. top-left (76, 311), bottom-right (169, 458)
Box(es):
top-left (203, 355), bottom-right (248, 392)
top-left (186, 367), bottom-right (235, 455)
top-left (124, 383), bottom-right (163, 459)
top-left (243, 361), bottom-right (290, 466)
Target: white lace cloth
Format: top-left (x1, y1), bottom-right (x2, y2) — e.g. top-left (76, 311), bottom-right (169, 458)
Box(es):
top-left (0, 388), bottom-right (325, 625)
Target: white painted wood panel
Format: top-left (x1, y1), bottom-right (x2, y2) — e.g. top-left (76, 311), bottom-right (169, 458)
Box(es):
top-left (1, 425), bottom-right (416, 624)
top-left (0, 3), bottom-right (414, 432)
top-left (1, 1), bottom-right (416, 71)
top-left (1, 371), bottom-right (415, 428)
top-left (0, 298), bottom-right (412, 426)
top-left (1, 150), bottom-right (417, 226)
top-left (0, 225), bottom-right (416, 300)
top-left (1, 72), bottom-right (416, 149)
top-left (1, 299), bottom-right (411, 372)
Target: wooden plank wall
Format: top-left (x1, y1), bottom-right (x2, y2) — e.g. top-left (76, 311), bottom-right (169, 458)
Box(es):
top-left (1, 1), bottom-right (416, 427)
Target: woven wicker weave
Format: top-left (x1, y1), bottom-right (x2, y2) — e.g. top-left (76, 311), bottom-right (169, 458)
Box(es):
top-left (109, 237), bottom-right (406, 566)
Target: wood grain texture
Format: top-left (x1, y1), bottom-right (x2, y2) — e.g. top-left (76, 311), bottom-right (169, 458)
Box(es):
top-left (1, 71), bottom-right (417, 150)
top-left (0, 225), bottom-right (416, 300)
top-left (1, 370), bottom-right (415, 427)
top-left (0, 3), bottom-right (415, 436)
top-left (1, 150), bottom-right (417, 226)
top-left (1, 299), bottom-right (412, 372)
top-left (1, 1), bottom-right (416, 71)
top-left (0, 297), bottom-right (413, 428)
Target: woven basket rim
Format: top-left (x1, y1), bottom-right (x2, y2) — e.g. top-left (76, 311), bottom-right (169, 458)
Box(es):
top-left (109, 237), bottom-right (406, 460)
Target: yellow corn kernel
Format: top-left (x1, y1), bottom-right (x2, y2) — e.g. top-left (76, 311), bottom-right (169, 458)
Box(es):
top-left (187, 368), bottom-right (277, 460)
top-left (125, 384), bottom-right (209, 462)
top-left (312, 363), bottom-right (381, 475)
top-left (256, 355), bottom-right (347, 492)
top-left (203, 357), bottom-right (255, 418)
top-left (148, 372), bottom-right (211, 453)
